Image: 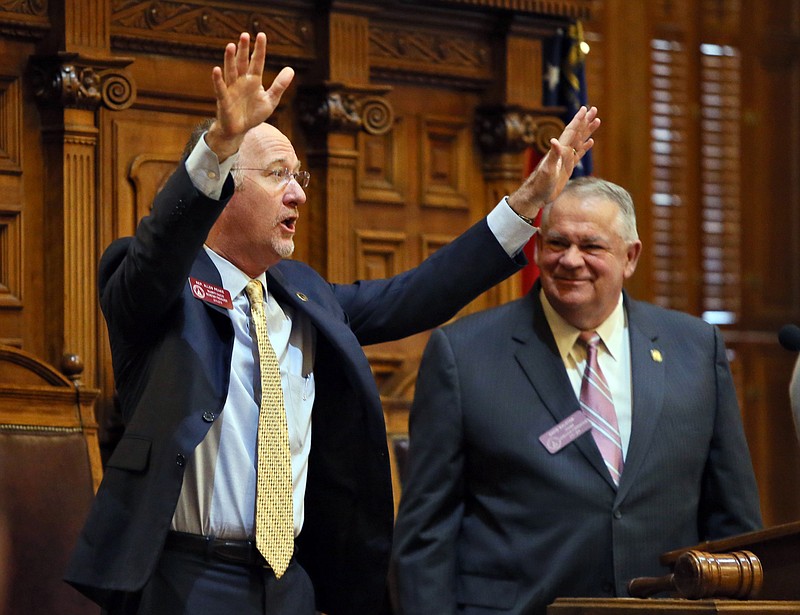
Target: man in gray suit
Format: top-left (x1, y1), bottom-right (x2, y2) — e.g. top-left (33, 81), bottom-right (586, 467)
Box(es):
top-left (392, 176), bottom-right (762, 615)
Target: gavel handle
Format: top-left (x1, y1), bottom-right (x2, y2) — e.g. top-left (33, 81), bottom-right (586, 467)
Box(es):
top-left (628, 574), bottom-right (675, 599)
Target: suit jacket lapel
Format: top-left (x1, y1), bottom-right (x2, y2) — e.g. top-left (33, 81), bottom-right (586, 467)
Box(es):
top-left (266, 268), bottom-right (379, 394)
top-left (188, 251), bottom-right (230, 317)
top-left (514, 289), bottom-right (613, 484)
top-left (616, 294), bottom-right (665, 502)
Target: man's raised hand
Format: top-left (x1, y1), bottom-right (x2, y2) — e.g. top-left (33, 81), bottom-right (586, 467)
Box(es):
top-left (206, 32), bottom-right (295, 162)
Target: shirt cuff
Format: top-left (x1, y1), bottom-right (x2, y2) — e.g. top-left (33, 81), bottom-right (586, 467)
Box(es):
top-left (486, 197), bottom-right (538, 257)
top-left (185, 132), bottom-right (239, 200)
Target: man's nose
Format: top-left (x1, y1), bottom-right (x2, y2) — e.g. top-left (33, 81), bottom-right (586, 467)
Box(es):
top-left (559, 245), bottom-right (584, 267)
top-left (283, 179), bottom-right (306, 206)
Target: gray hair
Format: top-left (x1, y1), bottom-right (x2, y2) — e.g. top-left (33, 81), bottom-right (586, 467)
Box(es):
top-left (542, 176), bottom-right (639, 242)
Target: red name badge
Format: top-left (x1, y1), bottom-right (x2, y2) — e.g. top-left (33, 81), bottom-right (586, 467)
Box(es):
top-left (189, 277), bottom-right (233, 309)
top-left (539, 410), bottom-right (592, 454)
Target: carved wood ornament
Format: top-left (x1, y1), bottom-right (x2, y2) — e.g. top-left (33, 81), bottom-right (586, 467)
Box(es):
top-left (29, 55), bottom-right (135, 111)
top-left (298, 83), bottom-right (394, 136)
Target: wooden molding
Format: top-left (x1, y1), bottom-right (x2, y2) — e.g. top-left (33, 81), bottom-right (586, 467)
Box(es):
top-left (421, 233), bottom-right (456, 260)
top-left (420, 115), bottom-right (469, 210)
top-left (406, 0), bottom-right (591, 19)
top-left (355, 229), bottom-right (407, 280)
top-left (0, 78), bottom-right (22, 174)
top-left (111, 0), bottom-right (315, 63)
top-left (357, 128), bottom-right (406, 205)
top-left (29, 53), bottom-right (136, 111)
top-left (369, 22), bottom-right (491, 88)
top-left (475, 105), bottom-right (565, 155)
top-left (297, 83), bottom-right (394, 136)
top-left (0, 0), bottom-right (48, 39)
top-left (0, 210), bottom-right (22, 308)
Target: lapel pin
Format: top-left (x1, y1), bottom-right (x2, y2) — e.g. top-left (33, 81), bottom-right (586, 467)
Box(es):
top-left (650, 349), bottom-right (663, 363)
top-left (295, 292), bottom-right (308, 302)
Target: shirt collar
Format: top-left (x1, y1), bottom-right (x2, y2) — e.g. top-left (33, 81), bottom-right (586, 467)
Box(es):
top-left (539, 289), bottom-right (626, 363)
top-left (203, 245), bottom-right (267, 300)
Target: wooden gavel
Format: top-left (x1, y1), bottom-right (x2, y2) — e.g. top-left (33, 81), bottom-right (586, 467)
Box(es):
top-left (627, 549), bottom-right (763, 600)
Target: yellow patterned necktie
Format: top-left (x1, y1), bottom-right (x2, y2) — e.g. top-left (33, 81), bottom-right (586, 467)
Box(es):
top-left (244, 279), bottom-right (294, 578)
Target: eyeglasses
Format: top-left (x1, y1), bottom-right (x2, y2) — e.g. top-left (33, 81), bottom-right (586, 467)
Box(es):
top-left (237, 167), bottom-right (311, 188)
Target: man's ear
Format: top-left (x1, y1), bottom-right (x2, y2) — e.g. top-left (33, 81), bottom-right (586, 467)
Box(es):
top-left (623, 240), bottom-right (643, 279)
top-left (533, 233), bottom-right (543, 267)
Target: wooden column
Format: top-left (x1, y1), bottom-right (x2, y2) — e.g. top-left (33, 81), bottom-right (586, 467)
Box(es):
top-left (299, 6), bottom-right (393, 282)
top-left (30, 0), bottom-right (134, 387)
top-left (475, 19), bottom-right (565, 303)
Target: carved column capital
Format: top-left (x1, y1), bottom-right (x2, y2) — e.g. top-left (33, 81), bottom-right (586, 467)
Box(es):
top-left (298, 83), bottom-right (394, 136)
top-left (475, 105), bottom-right (565, 155)
top-left (29, 53), bottom-right (136, 111)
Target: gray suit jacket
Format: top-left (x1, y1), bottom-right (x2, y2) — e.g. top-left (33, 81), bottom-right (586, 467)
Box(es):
top-left (392, 285), bottom-right (762, 615)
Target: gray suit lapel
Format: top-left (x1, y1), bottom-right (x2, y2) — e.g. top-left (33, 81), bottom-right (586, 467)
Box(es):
top-left (514, 291), bottom-right (613, 485)
top-left (616, 295), bottom-right (665, 502)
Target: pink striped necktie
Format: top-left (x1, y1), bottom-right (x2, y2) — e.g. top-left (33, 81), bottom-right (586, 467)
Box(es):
top-left (578, 331), bottom-right (623, 486)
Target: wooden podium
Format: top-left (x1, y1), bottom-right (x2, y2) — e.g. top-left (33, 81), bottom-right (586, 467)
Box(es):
top-left (548, 521), bottom-right (800, 614)
top-left (548, 598), bottom-right (800, 613)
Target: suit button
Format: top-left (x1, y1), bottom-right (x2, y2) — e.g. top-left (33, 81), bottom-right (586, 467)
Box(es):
top-left (202, 411), bottom-right (216, 423)
top-left (176, 454), bottom-right (186, 467)
top-left (613, 509), bottom-right (622, 519)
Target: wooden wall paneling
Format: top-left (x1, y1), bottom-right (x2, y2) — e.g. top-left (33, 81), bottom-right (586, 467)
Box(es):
top-left (0, 33), bottom-right (40, 352)
top-left (420, 114), bottom-right (470, 210)
top-left (0, 77), bottom-right (23, 329)
top-left (475, 25), bottom-right (565, 303)
top-left (729, 335), bottom-right (800, 526)
top-left (585, 0), bottom-right (800, 527)
top-left (354, 94), bottom-right (416, 413)
top-left (357, 119), bottom-right (406, 206)
top-left (363, 8), bottom-right (490, 467)
top-left (583, 0), bottom-right (652, 301)
top-left (3, 0), bottom-right (593, 491)
top-left (300, 10), bottom-right (376, 282)
top-left (739, 0), bottom-right (800, 329)
top-left (361, 6), bottom-right (577, 505)
top-left (0, 77), bottom-right (22, 176)
top-left (736, 0), bottom-right (800, 525)
top-left (27, 0), bottom-right (136, 393)
top-left (39, 106), bottom-right (98, 390)
top-left (355, 228), bottom-right (408, 281)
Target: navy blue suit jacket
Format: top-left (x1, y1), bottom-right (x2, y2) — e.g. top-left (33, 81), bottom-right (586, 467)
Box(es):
top-left (392, 285), bottom-right (762, 615)
top-left (65, 163), bottom-right (524, 614)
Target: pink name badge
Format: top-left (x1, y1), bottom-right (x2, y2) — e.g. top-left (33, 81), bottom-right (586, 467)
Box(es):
top-left (189, 277), bottom-right (233, 309)
top-left (539, 410), bottom-right (592, 454)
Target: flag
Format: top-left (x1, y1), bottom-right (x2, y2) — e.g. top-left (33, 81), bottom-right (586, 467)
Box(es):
top-left (521, 21), bottom-right (593, 294)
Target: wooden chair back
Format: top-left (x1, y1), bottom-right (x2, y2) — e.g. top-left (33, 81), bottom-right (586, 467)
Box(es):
top-left (0, 346), bottom-right (101, 615)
